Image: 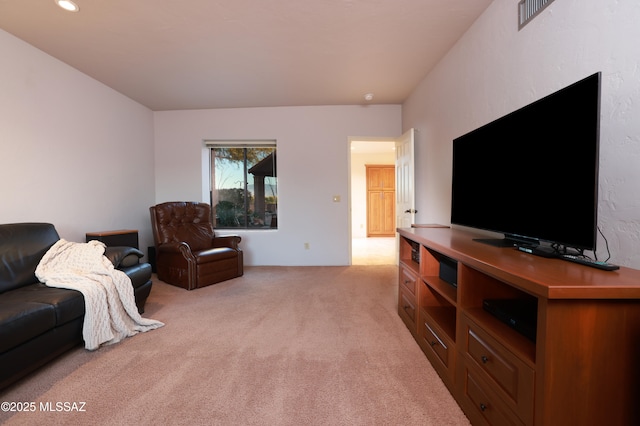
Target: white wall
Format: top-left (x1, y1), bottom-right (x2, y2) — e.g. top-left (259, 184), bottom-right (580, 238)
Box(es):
top-left (154, 105), bottom-right (401, 266)
top-left (403, 0), bottom-right (640, 268)
top-left (0, 29), bottom-right (156, 254)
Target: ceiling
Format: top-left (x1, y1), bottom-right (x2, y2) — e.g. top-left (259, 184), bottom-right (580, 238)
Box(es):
top-left (0, 0), bottom-right (493, 111)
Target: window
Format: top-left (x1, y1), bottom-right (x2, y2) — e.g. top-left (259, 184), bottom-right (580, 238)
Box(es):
top-left (207, 141), bottom-right (277, 229)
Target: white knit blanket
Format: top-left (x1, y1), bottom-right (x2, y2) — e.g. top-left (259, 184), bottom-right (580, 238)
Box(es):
top-left (35, 239), bottom-right (164, 351)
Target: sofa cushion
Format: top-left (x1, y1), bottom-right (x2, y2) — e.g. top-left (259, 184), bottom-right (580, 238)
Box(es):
top-left (0, 223), bottom-right (60, 294)
top-left (7, 284), bottom-right (85, 326)
top-left (0, 301), bottom-right (56, 353)
top-left (194, 247), bottom-right (238, 264)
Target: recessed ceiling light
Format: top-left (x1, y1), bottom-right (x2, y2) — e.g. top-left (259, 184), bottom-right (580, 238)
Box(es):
top-left (55, 0), bottom-right (80, 12)
top-left (364, 93), bottom-right (374, 101)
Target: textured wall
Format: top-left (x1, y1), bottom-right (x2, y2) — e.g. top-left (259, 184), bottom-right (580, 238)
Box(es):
top-left (403, 0), bottom-right (640, 268)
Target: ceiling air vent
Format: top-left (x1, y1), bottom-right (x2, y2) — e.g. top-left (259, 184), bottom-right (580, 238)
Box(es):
top-left (518, 0), bottom-right (556, 29)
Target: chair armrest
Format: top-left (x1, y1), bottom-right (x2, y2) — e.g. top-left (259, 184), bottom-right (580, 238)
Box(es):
top-left (158, 242), bottom-right (195, 260)
top-left (104, 246), bottom-right (144, 268)
top-left (213, 235), bottom-right (242, 250)
top-left (157, 242), bottom-right (186, 253)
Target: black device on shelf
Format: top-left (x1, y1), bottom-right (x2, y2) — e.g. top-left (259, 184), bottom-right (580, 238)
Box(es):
top-left (425, 247), bottom-right (458, 288)
top-left (410, 240), bottom-right (420, 264)
top-left (482, 298), bottom-right (538, 342)
top-left (438, 255), bottom-right (458, 288)
top-left (451, 72), bottom-right (601, 252)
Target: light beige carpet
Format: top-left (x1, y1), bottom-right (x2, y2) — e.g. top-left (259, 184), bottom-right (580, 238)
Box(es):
top-left (0, 266), bottom-right (469, 425)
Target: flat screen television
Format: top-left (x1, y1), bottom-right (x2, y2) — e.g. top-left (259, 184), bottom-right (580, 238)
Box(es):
top-left (451, 72), bottom-right (601, 251)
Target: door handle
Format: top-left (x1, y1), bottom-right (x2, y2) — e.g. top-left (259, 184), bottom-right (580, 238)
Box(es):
top-left (404, 209), bottom-right (418, 214)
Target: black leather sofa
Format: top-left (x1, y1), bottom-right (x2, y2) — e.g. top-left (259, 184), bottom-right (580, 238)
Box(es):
top-left (0, 222), bottom-right (153, 390)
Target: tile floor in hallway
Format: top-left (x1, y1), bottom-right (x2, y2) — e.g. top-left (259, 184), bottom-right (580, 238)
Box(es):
top-left (351, 237), bottom-right (397, 265)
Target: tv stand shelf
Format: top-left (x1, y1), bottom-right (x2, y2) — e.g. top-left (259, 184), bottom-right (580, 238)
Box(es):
top-left (397, 227), bottom-right (640, 426)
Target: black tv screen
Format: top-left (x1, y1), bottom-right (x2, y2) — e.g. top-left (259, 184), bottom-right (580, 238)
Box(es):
top-left (451, 72), bottom-right (601, 251)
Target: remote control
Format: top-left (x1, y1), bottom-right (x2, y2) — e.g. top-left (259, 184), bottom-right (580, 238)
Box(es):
top-left (560, 254), bottom-right (619, 271)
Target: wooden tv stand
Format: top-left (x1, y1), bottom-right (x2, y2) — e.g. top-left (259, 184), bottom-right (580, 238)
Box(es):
top-left (397, 227), bottom-right (640, 426)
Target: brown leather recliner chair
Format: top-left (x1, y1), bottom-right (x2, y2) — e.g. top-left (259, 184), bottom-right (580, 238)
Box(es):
top-left (149, 202), bottom-right (243, 290)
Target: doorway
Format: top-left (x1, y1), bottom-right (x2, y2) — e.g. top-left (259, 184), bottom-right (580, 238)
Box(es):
top-left (350, 139), bottom-right (396, 265)
top-left (349, 130), bottom-right (415, 265)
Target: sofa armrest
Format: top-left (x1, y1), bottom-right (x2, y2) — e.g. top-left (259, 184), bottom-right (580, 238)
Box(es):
top-left (104, 246), bottom-right (144, 269)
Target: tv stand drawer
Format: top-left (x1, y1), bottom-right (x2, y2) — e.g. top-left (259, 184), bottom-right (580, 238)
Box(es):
top-left (458, 359), bottom-right (526, 426)
top-left (459, 314), bottom-right (534, 423)
top-left (398, 288), bottom-right (417, 333)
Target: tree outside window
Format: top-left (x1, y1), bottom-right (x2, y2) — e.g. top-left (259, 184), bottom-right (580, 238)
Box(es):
top-left (209, 145), bottom-right (277, 229)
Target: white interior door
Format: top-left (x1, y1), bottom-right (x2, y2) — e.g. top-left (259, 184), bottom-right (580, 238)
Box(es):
top-left (395, 128), bottom-right (416, 229)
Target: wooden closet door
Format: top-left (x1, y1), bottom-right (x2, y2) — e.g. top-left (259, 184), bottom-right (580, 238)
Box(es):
top-left (366, 165), bottom-right (395, 237)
